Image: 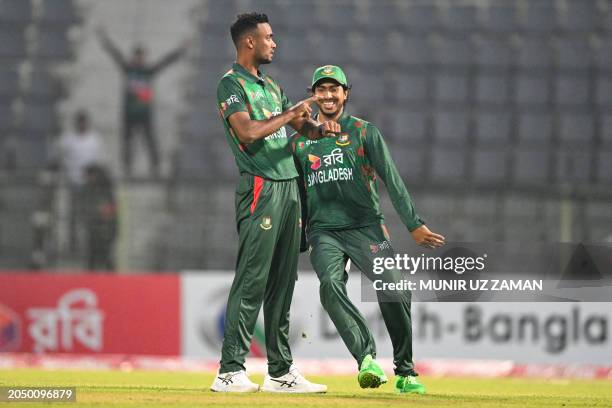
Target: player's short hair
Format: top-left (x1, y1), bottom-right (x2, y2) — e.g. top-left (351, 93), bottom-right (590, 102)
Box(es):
top-left (230, 12), bottom-right (269, 46)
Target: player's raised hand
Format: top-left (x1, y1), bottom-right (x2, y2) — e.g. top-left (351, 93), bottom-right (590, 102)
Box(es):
top-left (290, 95), bottom-right (321, 119)
top-left (318, 120), bottom-right (341, 137)
top-left (410, 225), bottom-right (445, 249)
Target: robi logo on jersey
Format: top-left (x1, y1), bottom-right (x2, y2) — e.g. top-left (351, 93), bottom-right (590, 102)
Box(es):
top-left (309, 154), bottom-right (322, 170)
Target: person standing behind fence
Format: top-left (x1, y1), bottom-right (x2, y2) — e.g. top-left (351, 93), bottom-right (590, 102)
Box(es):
top-left (97, 27), bottom-right (190, 179)
top-left (83, 164), bottom-right (118, 271)
top-left (54, 110), bottom-right (105, 254)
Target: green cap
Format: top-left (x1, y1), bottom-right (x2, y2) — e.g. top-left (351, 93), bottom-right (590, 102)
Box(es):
top-left (311, 65), bottom-right (349, 89)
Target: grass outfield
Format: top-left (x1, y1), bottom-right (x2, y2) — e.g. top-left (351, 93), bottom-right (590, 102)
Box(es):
top-left (1, 369), bottom-right (611, 407)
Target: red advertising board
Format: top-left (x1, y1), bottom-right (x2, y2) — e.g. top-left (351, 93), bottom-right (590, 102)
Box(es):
top-left (0, 273), bottom-right (180, 355)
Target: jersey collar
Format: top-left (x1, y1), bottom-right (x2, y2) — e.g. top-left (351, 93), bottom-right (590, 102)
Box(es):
top-left (232, 62), bottom-right (266, 85)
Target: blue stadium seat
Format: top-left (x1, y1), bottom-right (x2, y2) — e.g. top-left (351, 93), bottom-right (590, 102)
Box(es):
top-left (596, 39), bottom-right (612, 70)
top-left (430, 148), bottom-right (467, 183)
top-left (433, 110), bottom-right (470, 146)
top-left (390, 145), bottom-right (426, 184)
top-left (563, 0), bottom-right (600, 33)
top-left (21, 103), bottom-right (58, 134)
top-left (349, 68), bottom-right (385, 103)
top-left (12, 139), bottom-right (49, 172)
top-left (0, 0), bottom-right (33, 25)
top-left (555, 150), bottom-right (592, 183)
top-left (473, 111), bottom-right (512, 146)
top-left (0, 106), bottom-right (15, 133)
top-left (586, 201), bottom-right (612, 241)
top-left (310, 32), bottom-right (352, 66)
top-left (434, 37), bottom-right (475, 68)
top-left (596, 151), bottom-right (612, 182)
top-left (512, 147), bottom-right (551, 185)
top-left (25, 69), bottom-right (63, 102)
top-left (522, 2), bottom-right (558, 34)
top-left (368, 3), bottom-right (402, 32)
top-left (203, 0), bottom-right (241, 30)
top-left (555, 39), bottom-right (594, 72)
top-left (433, 72), bottom-right (469, 104)
top-left (443, 5), bottom-right (479, 34)
top-left (403, 4), bottom-right (440, 34)
top-left (515, 74), bottom-right (550, 107)
top-left (558, 111), bottom-right (594, 147)
top-left (380, 108), bottom-right (428, 145)
top-left (475, 38), bottom-right (514, 70)
top-left (274, 32), bottom-right (314, 65)
top-left (391, 71), bottom-right (429, 103)
top-left (554, 75), bottom-right (591, 107)
top-left (600, 113), bottom-right (612, 147)
top-left (472, 148), bottom-right (509, 185)
top-left (484, 4), bottom-right (519, 35)
top-left (517, 39), bottom-right (554, 71)
top-left (596, 75), bottom-right (612, 107)
top-left (517, 111), bottom-right (553, 146)
top-left (389, 36), bottom-right (432, 68)
top-left (273, 1), bottom-right (315, 30)
top-left (0, 68), bottom-right (20, 102)
top-left (350, 35), bottom-right (392, 67)
top-left (39, 0), bottom-right (80, 26)
top-left (34, 28), bottom-right (72, 60)
top-left (0, 29), bottom-right (27, 59)
top-left (318, 2), bottom-right (359, 31)
top-left (475, 73), bottom-right (511, 105)
top-left (197, 32), bottom-right (234, 62)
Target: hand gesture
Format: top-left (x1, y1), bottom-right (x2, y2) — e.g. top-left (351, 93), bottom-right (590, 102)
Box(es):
top-left (411, 225), bottom-right (445, 249)
top-left (318, 120), bottom-right (341, 137)
top-left (290, 95), bottom-right (320, 119)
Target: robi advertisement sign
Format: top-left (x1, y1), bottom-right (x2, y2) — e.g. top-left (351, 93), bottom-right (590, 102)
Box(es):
top-left (0, 274), bottom-right (180, 355)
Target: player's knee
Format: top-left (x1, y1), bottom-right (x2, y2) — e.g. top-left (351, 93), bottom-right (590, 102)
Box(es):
top-left (318, 275), bottom-right (345, 303)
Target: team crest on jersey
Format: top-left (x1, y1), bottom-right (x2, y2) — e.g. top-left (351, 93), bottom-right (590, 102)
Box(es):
top-left (308, 154), bottom-right (322, 170)
top-left (336, 133), bottom-right (351, 146)
top-left (298, 141), bottom-right (305, 149)
top-left (260, 216), bottom-right (272, 230)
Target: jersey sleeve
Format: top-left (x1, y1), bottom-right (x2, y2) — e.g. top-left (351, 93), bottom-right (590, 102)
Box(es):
top-left (217, 76), bottom-right (248, 120)
top-left (364, 124), bottom-right (424, 232)
top-left (280, 86), bottom-right (293, 111)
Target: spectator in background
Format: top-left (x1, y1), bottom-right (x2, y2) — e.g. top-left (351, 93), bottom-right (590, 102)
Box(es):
top-left (97, 27), bottom-right (190, 179)
top-left (83, 164), bottom-right (118, 271)
top-left (55, 110), bottom-right (105, 253)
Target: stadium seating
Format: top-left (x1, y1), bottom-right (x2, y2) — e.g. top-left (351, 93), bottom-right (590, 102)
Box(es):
top-left (0, 0), bottom-right (80, 268)
top-left (4, 0), bottom-right (611, 270)
top-left (164, 0), bottom-right (612, 269)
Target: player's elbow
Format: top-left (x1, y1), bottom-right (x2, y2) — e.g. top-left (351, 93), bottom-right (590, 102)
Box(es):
top-left (235, 131), bottom-right (256, 144)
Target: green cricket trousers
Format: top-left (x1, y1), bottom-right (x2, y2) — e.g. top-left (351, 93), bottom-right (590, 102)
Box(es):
top-left (308, 224), bottom-right (416, 376)
top-left (219, 173), bottom-right (301, 377)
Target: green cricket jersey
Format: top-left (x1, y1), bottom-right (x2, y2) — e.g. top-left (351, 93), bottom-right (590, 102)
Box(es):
top-left (217, 63), bottom-right (298, 180)
top-left (291, 110), bottom-right (424, 232)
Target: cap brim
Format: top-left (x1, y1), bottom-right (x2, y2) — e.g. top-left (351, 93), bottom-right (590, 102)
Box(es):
top-left (312, 77), bottom-right (345, 89)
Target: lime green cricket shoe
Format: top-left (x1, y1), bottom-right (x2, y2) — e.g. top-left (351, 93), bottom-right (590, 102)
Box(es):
top-left (395, 374), bottom-right (426, 394)
top-left (357, 355), bottom-right (388, 388)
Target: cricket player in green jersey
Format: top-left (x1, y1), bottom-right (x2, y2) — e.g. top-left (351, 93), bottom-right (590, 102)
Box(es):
top-left (210, 14), bottom-right (340, 393)
top-left (291, 65), bottom-right (446, 394)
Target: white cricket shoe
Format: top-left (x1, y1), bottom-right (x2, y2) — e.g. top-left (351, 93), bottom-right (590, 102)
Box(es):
top-left (210, 370), bottom-right (259, 393)
top-left (261, 365), bottom-right (327, 393)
